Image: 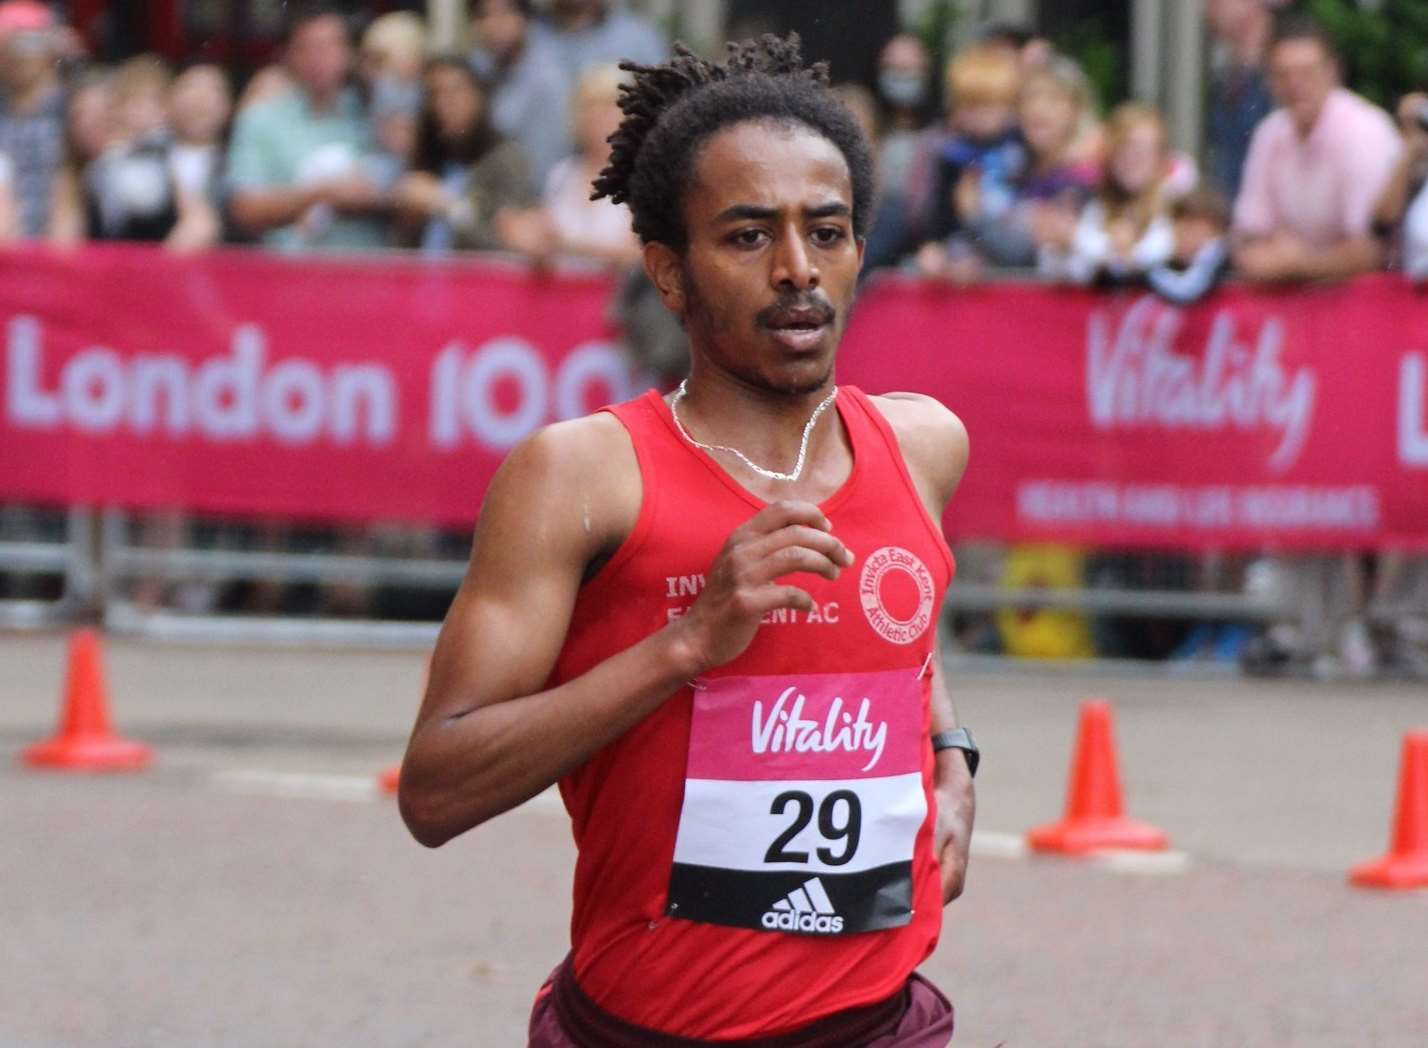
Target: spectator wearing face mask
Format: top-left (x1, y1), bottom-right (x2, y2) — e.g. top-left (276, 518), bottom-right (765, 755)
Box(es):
top-left (1040, 103), bottom-right (1177, 286)
top-left (0, 0), bottom-right (64, 239)
top-left (470, 0), bottom-right (572, 194)
top-left (874, 33), bottom-right (935, 195)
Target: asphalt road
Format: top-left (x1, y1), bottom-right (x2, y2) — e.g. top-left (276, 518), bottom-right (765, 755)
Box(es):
top-left (3, 633), bottom-right (1425, 1047)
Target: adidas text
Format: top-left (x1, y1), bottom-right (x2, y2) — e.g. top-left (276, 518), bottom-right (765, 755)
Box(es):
top-left (761, 910), bottom-right (845, 934)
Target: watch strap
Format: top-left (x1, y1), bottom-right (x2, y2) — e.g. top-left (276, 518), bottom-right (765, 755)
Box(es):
top-left (930, 727), bottom-right (979, 778)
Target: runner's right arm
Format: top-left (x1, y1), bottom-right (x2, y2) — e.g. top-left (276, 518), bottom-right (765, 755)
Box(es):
top-left (398, 415), bottom-right (854, 847)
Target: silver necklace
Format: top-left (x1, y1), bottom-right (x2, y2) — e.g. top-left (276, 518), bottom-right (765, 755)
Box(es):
top-left (668, 379), bottom-right (837, 483)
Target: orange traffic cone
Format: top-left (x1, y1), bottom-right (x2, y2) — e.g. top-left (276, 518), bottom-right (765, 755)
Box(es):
top-left (22, 630), bottom-right (152, 772)
top-left (1350, 732), bottom-right (1428, 890)
top-left (1027, 698), bottom-right (1167, 854)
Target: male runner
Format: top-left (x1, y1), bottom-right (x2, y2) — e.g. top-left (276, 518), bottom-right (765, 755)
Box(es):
top-left (399, 35), bottom-right (976, 1046)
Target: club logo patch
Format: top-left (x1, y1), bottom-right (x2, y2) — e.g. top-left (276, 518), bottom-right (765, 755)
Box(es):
top-left (858, 546), bottom-right (935, 644)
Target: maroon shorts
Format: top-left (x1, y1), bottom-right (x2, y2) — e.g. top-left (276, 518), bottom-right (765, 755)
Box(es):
top-left (527, 955), bottom-right (954, 1047)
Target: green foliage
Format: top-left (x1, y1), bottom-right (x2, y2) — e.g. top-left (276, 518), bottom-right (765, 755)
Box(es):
top-left (1300, 0), bottom-right (1428, 107)
top-left (910, 0), bottom-right (961, 66)
top-left (1050, 14), bottom-right (1127, 115)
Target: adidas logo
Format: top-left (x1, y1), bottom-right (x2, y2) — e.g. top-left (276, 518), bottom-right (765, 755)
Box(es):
top-left (760, 877), bottom-right (845, 934)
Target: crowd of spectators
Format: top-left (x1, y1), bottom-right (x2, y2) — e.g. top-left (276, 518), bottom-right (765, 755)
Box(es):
top-left (0, 0), bottom-right (651, 265)
top-left (1, 0), bottom-right (1425, 290)
top-left (2, 0), bottom-right (1425, 672)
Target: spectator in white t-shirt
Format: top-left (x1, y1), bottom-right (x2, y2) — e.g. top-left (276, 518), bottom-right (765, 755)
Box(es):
top-left (543, 64), bottom-right (637, 266)
top-left (168, 64), bottom-right (232, 210)
top-left (1040, 103), bottom-right (1179, 285)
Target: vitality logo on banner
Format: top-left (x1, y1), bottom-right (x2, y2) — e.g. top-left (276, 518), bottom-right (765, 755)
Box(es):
top-left (1085, 294), bottom-right (1316, 472)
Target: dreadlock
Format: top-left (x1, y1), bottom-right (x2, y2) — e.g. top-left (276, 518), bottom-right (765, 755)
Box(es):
top-left (592, 34), bottom-right (876, 251)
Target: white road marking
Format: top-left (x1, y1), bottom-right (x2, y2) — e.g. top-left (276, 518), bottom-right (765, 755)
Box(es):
top-left (970, 830), bottom-right (1030, 859)
top-left (1087, 849), bottom-right (1191, 875)
top-left (213, 769), bottom-right (380, 803)
top-left (205, 774), bottom-right (1187, 876)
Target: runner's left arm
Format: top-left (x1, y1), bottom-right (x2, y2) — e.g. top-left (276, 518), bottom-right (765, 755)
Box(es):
top-left (930, 657), bottom-right (975, 903)
top-left (873, 392), bottom-right (974, 903)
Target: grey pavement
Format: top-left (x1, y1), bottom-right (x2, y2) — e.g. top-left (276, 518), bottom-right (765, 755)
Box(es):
top-left (2, 632), bottom-right (1426, 1046)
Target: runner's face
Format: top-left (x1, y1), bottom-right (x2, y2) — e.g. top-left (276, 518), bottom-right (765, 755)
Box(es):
top-left (677, 120), bottom-right (863, 396)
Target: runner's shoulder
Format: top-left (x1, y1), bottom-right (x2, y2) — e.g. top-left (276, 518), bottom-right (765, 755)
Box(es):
top-left (867, 392), bottom-right (969, 491)
top-left (487, 413), bottom-right (641, 552)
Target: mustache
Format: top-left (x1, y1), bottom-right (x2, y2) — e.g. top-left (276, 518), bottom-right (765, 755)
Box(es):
top-left (755, 294), bottom-right (836, 329)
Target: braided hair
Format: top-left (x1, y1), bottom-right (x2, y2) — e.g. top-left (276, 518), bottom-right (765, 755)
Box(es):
top-left (591, 34), bottom-right (876, 251)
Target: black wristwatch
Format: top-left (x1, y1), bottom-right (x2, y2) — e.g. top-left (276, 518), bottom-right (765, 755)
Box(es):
top-left (930, 727), bottom-right (979, 778)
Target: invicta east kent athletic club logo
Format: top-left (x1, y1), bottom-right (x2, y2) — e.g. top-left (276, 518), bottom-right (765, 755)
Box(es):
top-left (858, 546), bottom-right (935, 645)
top-left (762, 877), bottom-right (845, 934)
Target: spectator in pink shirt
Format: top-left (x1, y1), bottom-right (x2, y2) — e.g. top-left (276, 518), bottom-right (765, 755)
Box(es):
top-left (1232, 17), bottom-right (1401, 282)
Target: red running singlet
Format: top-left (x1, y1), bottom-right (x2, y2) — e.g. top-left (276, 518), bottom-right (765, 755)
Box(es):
top-left (549, 387), bottom-right (955, 1040)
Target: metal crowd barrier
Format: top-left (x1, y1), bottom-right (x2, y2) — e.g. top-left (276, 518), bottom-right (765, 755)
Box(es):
top-left (96, 510), bottom-right (461, 648)
top-left (0, 507), bottom-right (97, 628)
top-left (57, 509), bottom-right (1296, 657)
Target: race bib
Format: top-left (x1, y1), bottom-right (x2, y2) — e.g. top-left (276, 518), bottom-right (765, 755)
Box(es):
top-left (666, 670), bottom-right (926, 936)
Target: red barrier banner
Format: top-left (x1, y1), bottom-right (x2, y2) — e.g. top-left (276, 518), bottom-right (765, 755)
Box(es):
top-left (2, 245), bottom-right (639, 526)
top-left (839, 276), bottom-right (1428, 550)
top-left (2, 245), bottom-right (1426, 549)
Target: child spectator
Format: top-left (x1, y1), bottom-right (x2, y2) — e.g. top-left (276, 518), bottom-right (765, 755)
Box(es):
top-left (543, 63), bottom-right (638, 266)
top-left (915, 44), bottom-right (1026, 281)
top-left (1148, 184), bottom-right (1232, 305)
top-left (960, 56), bottom-right (1099, 269)
top-left (365, 76), bottom-right (421, 193)
top-left (167, 64), bottom-right (232, 213)
top-left (394, 56), bottom-right (540, 254)
top-left (358, 11), bottom-right (424, 193)
top-left (358, 11), bottom-right (426, 90)
top-left (1040, 103), bottom-right (1176, 285)
top-left (52, 56), bottom-right (220, 250)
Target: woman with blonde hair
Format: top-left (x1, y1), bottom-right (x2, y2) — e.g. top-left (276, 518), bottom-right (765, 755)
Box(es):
top-left (543, 63), bottom-right (638, 266)
top-left (1039, 102), bottom-right (1176, 284)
